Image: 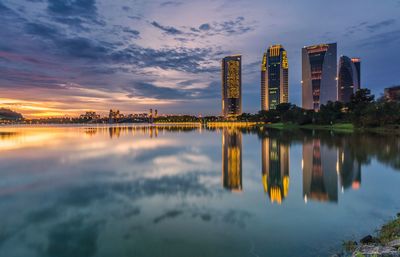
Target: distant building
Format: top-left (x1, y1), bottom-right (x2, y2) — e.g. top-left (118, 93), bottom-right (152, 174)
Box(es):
top-left (222, 128), bottom-right (242, 191)
top-left (302, 43), bottom-right (337, 111)
top-left (222, 55), bottom-right (242, 118)
top-left (261, 45), bottom-right (289, 111)
top-left (338, 56), bottom-right (361, 103)
top-left (384, 85), bottom-right (400, 102)
top-left (80, 111), bottom-right (100, 121)
top-left (109, 109), bottom-right (120, 123)
top-left (261, 137), bottom-right (290, 204)
top-left (154, 109), bottom-right (158, 118)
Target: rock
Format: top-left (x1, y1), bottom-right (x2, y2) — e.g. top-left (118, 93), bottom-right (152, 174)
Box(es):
top-left (397, 212), bottom-right (400, 218)
top-left (361, 235), bottom-right (375, 244)
top-left (352, 245), bottom-right (400, 257)
top-left (387, 239), bottom-right (400, 248)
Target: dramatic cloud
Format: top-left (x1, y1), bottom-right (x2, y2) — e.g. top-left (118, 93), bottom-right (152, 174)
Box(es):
top-left (0, 0), bottom-right (399, 117)
top-left (151, 21), bottom-right (183, 35)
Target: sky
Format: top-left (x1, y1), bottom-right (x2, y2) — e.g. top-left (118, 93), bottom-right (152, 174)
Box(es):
top-left (0, 0), bottom-right (400, 118)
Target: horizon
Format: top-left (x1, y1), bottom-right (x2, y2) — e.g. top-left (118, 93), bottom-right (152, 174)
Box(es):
top-left (1, 0), bottom-right (400, 118)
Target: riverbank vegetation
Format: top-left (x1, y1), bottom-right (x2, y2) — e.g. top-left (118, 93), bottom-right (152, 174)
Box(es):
top-left (342, 214), bottom-right (400, 256)
top-left (238, 89), bottom-right (400, 130)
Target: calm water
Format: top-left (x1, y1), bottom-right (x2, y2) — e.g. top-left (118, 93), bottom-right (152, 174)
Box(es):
top-left (0, 125), bottom-right (399, 257)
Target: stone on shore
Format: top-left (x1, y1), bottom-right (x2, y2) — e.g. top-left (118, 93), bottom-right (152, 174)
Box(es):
top-left (352, 245), bottom-right (399, 257)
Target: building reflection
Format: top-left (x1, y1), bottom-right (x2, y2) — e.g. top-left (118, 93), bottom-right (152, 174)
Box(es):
top-left (222, 128), bottom-right (242, 192)
top-left (261, 137), bottom-right (290, 204)
top-left (302, 139), bottom-right (338, 203)
top-left (337, 147), bottom-right (361, 191)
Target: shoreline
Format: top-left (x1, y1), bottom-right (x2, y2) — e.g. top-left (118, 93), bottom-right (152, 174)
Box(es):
top-left (1, 122), bottom-right (399, 135)
top-left (339, 214), bottom-right (400, 257)
top-left (263, 123), bottom-right (400, 135)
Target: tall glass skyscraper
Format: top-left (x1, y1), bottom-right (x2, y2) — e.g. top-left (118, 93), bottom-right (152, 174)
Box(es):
top-left (302, 43), bottom-right (337, 111)
top-left (222, 55), bottom-right (242, 117)
top-left (261, 45), bottom-right (289, 111)
top-left (338, 56), bottom-right (361, 103)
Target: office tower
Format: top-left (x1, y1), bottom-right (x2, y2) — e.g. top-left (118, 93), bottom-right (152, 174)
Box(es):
top-left (338, 56), bottom-right (361, 103)
top-left (302, 43), bottom-right (337, 111)
top-left (351, 58), bottom-right (361, 89)
top-left (384, 85), bottom-right (400, 102)
top-left (261, 137), bottom-right (290, 204)
top-left (222, 128), bottom-right (242, 191)
top-left (261, 45), bottom-right (289, 111)
top-left (222, 55), bottom-right (242, 117)
top-left (302, 139), bottom-right (338, 203)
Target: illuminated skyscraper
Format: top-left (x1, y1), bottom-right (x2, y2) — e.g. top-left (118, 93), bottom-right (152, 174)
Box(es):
top-left (302, 43), bottom-right (337, 111)
top-left (302, 139), bottom-right (338, 203)
top-left (338, 56), bottom-right (361, 103)
top-left (261, 45), bottom-right (289, 110)
top-left (261, 137), bottom-right (290, 204)
top-left (222, 128), bottom-right (242, 191)
top-left (222, 55), bottom-right (242, 117)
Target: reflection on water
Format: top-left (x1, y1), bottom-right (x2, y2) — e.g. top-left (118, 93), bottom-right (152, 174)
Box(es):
top-left (303, 139), bottom-right (338, 203)
top-left (261, 137), bottom-right (289, 204)
top-left (0, 125), bottom-right (400, 257)
top-left (222, 128), bottom-right (242, 192)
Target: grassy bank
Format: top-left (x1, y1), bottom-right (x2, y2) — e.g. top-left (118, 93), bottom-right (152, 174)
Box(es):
top-left (263, 123), bottom-right (400, 135)
top-left (263, 122), bottom-right (355, 133)
top-left (343, 214), bottom-right (400, 256)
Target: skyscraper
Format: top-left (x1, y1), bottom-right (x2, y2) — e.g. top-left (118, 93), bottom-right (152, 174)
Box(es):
top-left (302, 43), bottom-right (337, 111)
top-left (338, 56), bottom-right (361, 103)
top-left (222, 55), bottom-right (242, 117)
top-left (261, 45), bottom-right (289, 111)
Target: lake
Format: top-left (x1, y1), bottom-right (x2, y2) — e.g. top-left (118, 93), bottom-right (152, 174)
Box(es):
top-left (0, 125), bottom-right (399, 257)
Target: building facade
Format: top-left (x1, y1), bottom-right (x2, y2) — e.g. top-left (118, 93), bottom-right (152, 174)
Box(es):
top-left (261, 45), bottom-right (289, 111)
top-left (302, 43), bottom-right (337, 111)
top-left (338, 56), bottom-right (361, 103)
top-left (384, 85), bottom-right (400, 102)
top-left (222, 55), bottom-right (242, 117)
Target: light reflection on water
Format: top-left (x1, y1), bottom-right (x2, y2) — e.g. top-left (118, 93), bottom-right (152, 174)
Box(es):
top-left (0, 125), bottom-right (399, 257)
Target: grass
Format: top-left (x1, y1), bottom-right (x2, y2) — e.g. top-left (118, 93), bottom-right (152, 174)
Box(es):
top-left (378, 216), bottom-right (400, 244)
top-left (343, 240), bottom-right (358, 252)
top-left (341, 215), bottom-right (400, 256)
top-left (264, 122), bottom-right (355, 133)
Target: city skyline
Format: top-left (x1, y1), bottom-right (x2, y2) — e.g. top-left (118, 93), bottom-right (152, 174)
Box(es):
top-left (1, 0), bottom-right (400, 117)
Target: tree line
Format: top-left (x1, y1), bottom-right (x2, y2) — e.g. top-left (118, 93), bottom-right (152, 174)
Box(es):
top-left (238, 89), bottom-right (400, 128)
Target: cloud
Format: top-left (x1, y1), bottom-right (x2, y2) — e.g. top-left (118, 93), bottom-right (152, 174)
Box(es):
top-left (25, 22), bottom-right (60, 39)
top-left (128, 82), bottom-right (189, 99)
top-left (153, 210), bottom-right (184, 224)
top-left (151, 21), bottom-right (183, 35)
top-left (359, 29), bottom-right (400, 48)
top-left (47, 0), bottom-right (97, 17)
top-left (45, 217), bottom-right (101, 257)
top-left (160, 1), bottom-right (182, 7)
top-left (46, 0), bottom-right (104, 29)
top-left (367, 19), bottom-right (396, 32)
top-left (199, 23), bottom-right (211, 31)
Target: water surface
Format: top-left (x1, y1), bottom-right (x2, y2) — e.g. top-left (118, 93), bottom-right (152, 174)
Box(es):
top-left (0, 125), bottom-right (399, 257)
